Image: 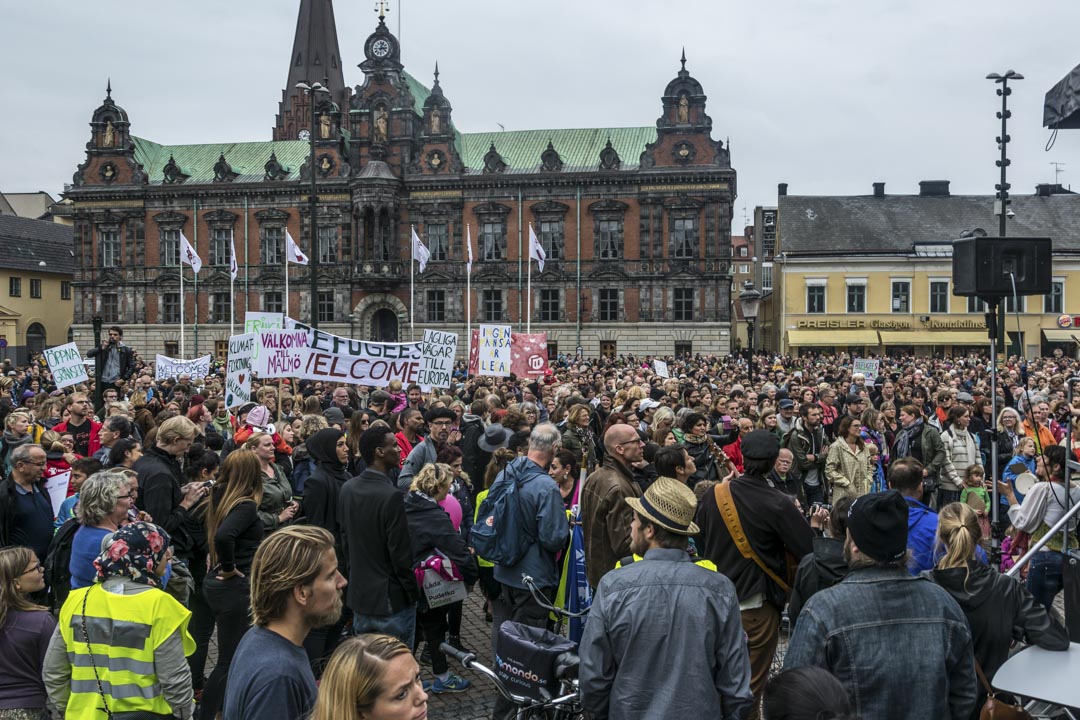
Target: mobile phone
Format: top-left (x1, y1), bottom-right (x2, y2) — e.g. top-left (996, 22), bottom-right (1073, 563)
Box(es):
top-left (202, 479), bottom-right (215, 488)
top-left (721, 415), bottom-right (733, 430)
top-left (810, 502), bottom-right (832, 513)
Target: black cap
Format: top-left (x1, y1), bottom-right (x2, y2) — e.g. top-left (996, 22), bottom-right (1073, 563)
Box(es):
top-left (779, 399), bottom-right (795, 410)
top-left (847, 490), bottom-right (909, 563)
top-left (741, 430), bottom-right (780, 461)
top-left (846, 393), bottom-right (866, 405)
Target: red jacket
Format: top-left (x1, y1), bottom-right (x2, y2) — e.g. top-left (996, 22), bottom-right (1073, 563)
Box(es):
top-left (53, 418), bottom-right (101, 458)
top-left (722, 436), bottom-right (745, 475)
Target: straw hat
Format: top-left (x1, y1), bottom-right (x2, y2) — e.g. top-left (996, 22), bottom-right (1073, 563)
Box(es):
top-left (625, 476), bottom-right (700, 535)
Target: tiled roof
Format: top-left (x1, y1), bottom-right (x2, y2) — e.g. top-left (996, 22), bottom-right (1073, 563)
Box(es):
top-left (458, 126), bottom-right (656, 173)
top-left (779, 193), bottom-right (1080, 255)
top-left (0, 215), bottom-right (74, 274)
top-left (132, 138), bottom-right (311, 184)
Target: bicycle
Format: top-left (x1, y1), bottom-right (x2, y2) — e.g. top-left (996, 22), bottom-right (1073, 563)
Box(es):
top-left (441, 575), bottom-right (589, 720)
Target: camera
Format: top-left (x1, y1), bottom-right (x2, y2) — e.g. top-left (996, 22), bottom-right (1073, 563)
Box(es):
top-left (810, 502), bottom-right (832, 514)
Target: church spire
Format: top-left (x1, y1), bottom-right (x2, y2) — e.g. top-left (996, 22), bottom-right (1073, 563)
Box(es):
top-left (274, 0), bottom-right (345, 140)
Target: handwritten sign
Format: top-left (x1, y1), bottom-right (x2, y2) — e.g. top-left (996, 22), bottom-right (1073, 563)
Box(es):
top-left (253, 329), bottom-right (311, 378)
top-left (853, 358), bottom-right (880, 382)
top-left (654, 360), bottom-right (670, 378)
top-left (244, 312), bottom-right (284, 334)
top-left (419, 330), bottom-right (457, 389)
top-left (155, 354), bottom-right (212, 381)
top-left (477, 324), bottom-right (511, 377)
top-left (225, 333), bottom-right (256, 409)
top-left (44, 342), bottom-right (88, 389)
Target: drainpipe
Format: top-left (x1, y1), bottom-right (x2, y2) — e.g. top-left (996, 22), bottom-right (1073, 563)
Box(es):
top-left (576, 185), bottom-right (582, 349)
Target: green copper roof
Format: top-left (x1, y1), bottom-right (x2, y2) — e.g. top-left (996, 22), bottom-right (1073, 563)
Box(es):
top-left (402, 71), bottom-right (432, 116)
top-left (132, 138), bottom-right (310, 184)
top-left (458, 127), bottom-right (655, 173)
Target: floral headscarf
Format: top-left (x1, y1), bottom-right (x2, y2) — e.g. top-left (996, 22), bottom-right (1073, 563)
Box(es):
top-left (94, 521), bottom-right (171, 588)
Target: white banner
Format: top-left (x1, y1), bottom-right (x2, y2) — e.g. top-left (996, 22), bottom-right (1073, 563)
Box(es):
top-left (155, 354), bottom-right (212, 381)
top-left (44, 471), bottom-right (71, 517)
top-left (853, 358), bottom-right (880, 382)
top-left (419, 329), bottom-right (457, 389)
top-left (44, 343), bottom-right (88, 389)
top-left (244, 312), bottom-right (284, 334)
top-left (477, 324), bottom-right (511, 377)
top-left (225, 333), bottom-right (256, 409)
top-left (252, 328), bottom-right (312, 378)
top-left (654, 359), bottom-right (670, 378)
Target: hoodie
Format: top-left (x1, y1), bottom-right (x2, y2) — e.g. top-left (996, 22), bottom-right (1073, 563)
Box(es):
top-left (303, 428), bottom-right (350, 573)
top-left (928, 561), bottom-right (1068, 681)
top-left (788, 535), bottom-right (849, 628)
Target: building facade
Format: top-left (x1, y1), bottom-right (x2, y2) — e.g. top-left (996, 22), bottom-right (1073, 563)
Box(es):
top-left (65, 1), bottom-right (737, 361)
top-left (761, 181), bottom-right (1080, 358)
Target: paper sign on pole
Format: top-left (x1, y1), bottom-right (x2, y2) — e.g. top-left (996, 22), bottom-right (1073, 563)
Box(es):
top-left (419, 330), bottom-right (457, 389)
top-left (654, 360), bottom-right (670, 378)
top-left (155, 354), bottom-right (212, 381)
top-left (44, 471), bottom-right (71, 518)
top-left (44, 343), bottom-right (89, 389)
top-left (244, 312), bottom-right (284, 334)
top-left (252, 329), bottom-right (311, 378)
top-left (476, 324), bottom-right (512, 377)
top-left (225, 333), bottom-right (256, 409)
top-left (853, 358), bottom-right (880, 382)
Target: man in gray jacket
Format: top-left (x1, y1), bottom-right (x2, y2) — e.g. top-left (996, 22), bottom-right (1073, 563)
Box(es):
top-left (580, 477), bottom-right (753, 720)
top-left (397, 407), bottom-right (456, 489)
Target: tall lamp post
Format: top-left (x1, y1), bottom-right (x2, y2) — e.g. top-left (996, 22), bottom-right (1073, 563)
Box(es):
top-left (986, 70), bottom-right (1022, 356)
top-left (739, 280), bottom-right (761, 357)
top-left (295, 81), bottom-right (331, 328)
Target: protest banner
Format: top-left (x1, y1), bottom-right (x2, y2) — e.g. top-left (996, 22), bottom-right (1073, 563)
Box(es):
top-left (244, 312), bottom-right (284, 334)
top-left (44, 471), bottom-right (71, 517)
top-left (853, 358), bottom-right (880, 382)
top-left (225, 333), bottom-right (256, 409)
top-left (468, 330), bottom-right (548, 378)
top-left (419, 330), bottom-right (458, 389)
top-left (155, 354), bottom-right (212, 381)
top-left (654, 359), bottom-right (670, 378)
top-left (476, 324), bottom-right (511, 377)
top-left (44, 343), bottom-right (88, 389)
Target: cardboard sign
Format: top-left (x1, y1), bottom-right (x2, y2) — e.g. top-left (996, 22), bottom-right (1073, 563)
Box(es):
top-left (225, 333), bottom-right (256, 409)
top-left (155, 354), bottom-right (212, 381)
top-left (467, 330), bottom-right (549, 378)
top-left (853, 358), bottom-right (880, 382)
top-left (44, 343), bottom-right (88, 389)
top-left (244, 312), bottom-right (284, 334)
top-left (654, 360), bottom-right (670, 378)
top-left (44, 471), bottom-right (71, 518)
top-left (252, 329), bottom-right (311, 378)
top-left (476, 324), bottom-right (512, 377)
top-left (419, 330), bottom-right (457, 389)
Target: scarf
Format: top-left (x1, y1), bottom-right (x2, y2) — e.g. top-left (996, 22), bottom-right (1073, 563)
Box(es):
top-left (895, 419), bottom-right (924, 459)
top-left (683, 432), bottom-right (707, 445)
top-left (94, 521), bottom-right (172, 589)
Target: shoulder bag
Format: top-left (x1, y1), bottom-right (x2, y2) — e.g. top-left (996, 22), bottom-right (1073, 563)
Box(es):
top-left (714, 481), bottom-right (796, 593)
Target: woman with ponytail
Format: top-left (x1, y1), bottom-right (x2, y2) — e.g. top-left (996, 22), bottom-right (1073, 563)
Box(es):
top-left (929, 502), bottom-right (1068, 717)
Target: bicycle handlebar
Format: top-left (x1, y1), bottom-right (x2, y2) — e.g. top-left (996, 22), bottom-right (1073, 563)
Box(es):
top-left (440, 642), bottom-right (532, 707)
top-left (439, 642), bottom-right (475, 668)
top-left (521, 575), bottom-right (590, 619)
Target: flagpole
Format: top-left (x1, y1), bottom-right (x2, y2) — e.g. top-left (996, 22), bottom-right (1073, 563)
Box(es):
top-left (284, 234), bottom-right (290, 321)
top-left (179, 262), bottom-right (185, 358)
top-left (526, 224), bottom-right (532, 334)
top-left (410, 224), bottom-right (415, 341)
top-left (229, 232), bottom-right (235, 337)
top-left (466, 224), bottom-right (472, 372)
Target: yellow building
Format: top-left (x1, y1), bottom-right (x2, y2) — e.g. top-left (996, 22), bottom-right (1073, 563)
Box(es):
top-left (0, 216), bottom-right (74, 363)
top-left (761, 182), bottom-right (1080, 358)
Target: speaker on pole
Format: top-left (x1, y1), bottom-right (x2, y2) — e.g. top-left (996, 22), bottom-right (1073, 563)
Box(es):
top-left (952, 236), bottom-right (1052, 298)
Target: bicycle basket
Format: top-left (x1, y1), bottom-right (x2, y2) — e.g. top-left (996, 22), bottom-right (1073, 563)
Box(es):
top-left (495, 621), bottom-right (577, 702)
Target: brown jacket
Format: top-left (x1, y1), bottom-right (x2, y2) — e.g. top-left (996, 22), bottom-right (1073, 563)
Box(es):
top-left (580, 456), bottom-right (642, 589)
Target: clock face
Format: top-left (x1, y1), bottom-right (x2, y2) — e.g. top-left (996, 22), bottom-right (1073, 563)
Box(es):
top-left (298, 129), bottom-right (311, 141)
top-left (372, 38), bottom-right (391, 58)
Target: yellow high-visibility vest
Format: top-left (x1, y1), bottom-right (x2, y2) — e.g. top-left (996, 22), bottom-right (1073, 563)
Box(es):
top-left (615, 554), bottom-right (718, 572)
top-left (58, 584), bottom-right (195, 719)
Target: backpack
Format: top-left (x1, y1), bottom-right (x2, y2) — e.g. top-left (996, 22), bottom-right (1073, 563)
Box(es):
top-left (45, 517), bottom-right (79, 610)
top-left (470, 458), bottom-right (535, 567)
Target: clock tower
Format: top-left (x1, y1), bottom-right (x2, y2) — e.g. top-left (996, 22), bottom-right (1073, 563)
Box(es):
top-left (359, 11), bottom-right (402, 72)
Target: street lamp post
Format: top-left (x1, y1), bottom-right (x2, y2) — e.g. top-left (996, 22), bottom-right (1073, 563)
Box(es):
top-left (739, 280), bottom-right (762, 357)
top-left (986, 70), bottom-right (1023, 356)
top-left (295, 81), bottom-right (331, 328)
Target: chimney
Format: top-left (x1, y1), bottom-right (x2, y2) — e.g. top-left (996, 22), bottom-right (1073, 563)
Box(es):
top-left (873, 182), bottom-right (885, 198)
top-left (777, 182), bottom-right (788, 196)
top-left (919, 180), bottom-right (950, 197)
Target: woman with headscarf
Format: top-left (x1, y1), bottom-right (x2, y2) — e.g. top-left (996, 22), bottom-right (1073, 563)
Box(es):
top-left (301, 427), bottom-right (352, 677)
top-left (42, 522), bottom-right (196, 719)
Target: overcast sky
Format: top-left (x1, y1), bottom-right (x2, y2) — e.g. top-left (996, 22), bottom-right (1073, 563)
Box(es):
top-left (3, 0), bottom-right (1080, 231)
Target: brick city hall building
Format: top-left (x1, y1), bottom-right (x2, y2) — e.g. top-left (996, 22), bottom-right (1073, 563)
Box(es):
top-left (66, 1), bottom-right (737, 360)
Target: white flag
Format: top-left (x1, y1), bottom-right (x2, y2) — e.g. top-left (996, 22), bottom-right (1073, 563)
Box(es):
top-left (411, 226), bottom-right (430, 273)
top-left (529, 223), bottom-right (546, 273)
top-left (285, 229), bottom-right (309, 265)
top-left (466, 224), bottom-right (473, 274)
top-left (180, 231), bottom-right (202, 274)
top-left (229, 230), bottom-right (238, 281)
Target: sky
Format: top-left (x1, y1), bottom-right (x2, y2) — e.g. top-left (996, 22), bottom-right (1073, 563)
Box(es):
top-left (3, 0), bottom-right (1080, 232)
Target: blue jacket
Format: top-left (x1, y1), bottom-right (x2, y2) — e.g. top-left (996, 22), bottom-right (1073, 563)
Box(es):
top-left (785, 566), bottom-right (977, 720)
top-left (906, 496), bottom-right (988, 575)
top-left (1002, 454), bottom-right (1036, 504)
top-left (491, 456), bottom-right (569, 591)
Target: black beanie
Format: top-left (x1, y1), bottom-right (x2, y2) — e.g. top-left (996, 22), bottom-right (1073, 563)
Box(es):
top-left (847, 490), bottom-right (909, 563)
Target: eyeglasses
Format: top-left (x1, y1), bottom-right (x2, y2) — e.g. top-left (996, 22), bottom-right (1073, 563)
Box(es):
top-left (21, 563), bottom-right (43, 575)
top-left (20, 460), bottom-right (47, 467)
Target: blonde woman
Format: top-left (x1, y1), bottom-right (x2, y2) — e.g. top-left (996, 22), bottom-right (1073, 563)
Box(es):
top-left (201, 451), bottom-right (265, 719)
top-left (309, 634), bottom-right (427, 720)
top-left (242, 432), bottom-right (296, 531)
top-left (824, 415), bottom-right (872, 503)
top-left (562, 404), bottom-right (598, 473)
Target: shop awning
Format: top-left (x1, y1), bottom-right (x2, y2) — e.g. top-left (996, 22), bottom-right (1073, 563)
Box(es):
top-left (878, 330), bottom-right (988, 346)
top-left (787, 329), bottom-right (880, 347)
top-left (1042, 328), bottom-right (1080, 343)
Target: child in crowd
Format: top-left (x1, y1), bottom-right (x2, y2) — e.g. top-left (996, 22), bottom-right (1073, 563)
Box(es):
top-left (387, 379), bottom-right (408, 413)
top-left (961, 464), bottom-right (991, 549)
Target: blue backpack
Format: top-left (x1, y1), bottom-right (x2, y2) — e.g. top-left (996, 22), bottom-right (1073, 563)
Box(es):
top-left (471, 458), bottom-right (535, 566)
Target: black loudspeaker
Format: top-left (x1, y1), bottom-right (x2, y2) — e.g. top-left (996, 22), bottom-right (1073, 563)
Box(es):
top-left (952, 236), bottom-right (1052, 298)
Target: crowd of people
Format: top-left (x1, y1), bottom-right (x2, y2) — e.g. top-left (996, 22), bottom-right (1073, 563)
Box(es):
top-left (0, 326), bottom-right (1077, 719)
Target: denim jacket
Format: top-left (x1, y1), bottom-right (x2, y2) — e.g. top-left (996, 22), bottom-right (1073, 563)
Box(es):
top-left (785, 566), bottom-right (977, 720)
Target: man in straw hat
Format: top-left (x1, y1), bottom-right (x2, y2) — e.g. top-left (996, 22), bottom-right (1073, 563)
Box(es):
top-left (579, 476), bottom-right (753, 720)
